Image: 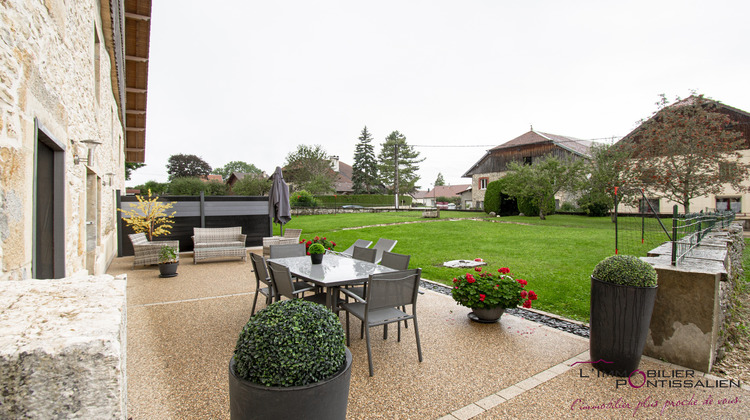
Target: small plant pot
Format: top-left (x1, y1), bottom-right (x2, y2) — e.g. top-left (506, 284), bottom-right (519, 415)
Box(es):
top-left (468, 306), bottom-right (505, 323)
top-left (158, 262), bottom-right (179, 278)
top-left (310, 253), bottom-right (324, 264)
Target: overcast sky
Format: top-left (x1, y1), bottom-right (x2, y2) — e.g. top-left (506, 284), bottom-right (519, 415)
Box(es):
top-left (130, 0), bottom-right (750, 189)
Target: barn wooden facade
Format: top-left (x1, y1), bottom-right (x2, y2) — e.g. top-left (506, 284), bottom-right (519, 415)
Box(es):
top-left (462, 130), bottom-right (591, 209)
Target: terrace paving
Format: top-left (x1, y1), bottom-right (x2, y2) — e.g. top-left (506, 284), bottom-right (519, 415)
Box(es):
top-left (109, 249), bottom-right (750, 419)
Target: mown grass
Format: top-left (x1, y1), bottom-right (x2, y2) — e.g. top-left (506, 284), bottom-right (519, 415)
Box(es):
top-left (282, 212), bottom-right (626, 322)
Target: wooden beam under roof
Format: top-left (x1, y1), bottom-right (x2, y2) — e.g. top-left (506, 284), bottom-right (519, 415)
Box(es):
top-left (126, 110), bottom-right (146, 115)
top-left (125, 147), bottom-right (145, 152)
top-left (125, 12), bottom-right (150, 21)
top-left (125, 55), bottom-right (148, 62)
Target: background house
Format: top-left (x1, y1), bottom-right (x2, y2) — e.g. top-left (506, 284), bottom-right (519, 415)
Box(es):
top-left (412, 184), bottom-right (471, 208)
top-left (615, 98), bottom-right (750, 217)
top-left (330, 156), bottom-right (354, 194)
top-left (462, 130), bottom-right (591, 209)
top-left (0, 0), bottom-right (151, 280)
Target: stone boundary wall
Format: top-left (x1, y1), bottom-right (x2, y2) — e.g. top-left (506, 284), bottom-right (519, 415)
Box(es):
top-left (642, 223), bottom-right (744, 372)
top-left (0, 273), bottom-right (127, 418)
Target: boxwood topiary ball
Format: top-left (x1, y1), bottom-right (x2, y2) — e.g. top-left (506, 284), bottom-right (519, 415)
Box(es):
top-left (233, 299), bottom-right (346, 387)
top-left (592, 255), bottom-right (657, 287)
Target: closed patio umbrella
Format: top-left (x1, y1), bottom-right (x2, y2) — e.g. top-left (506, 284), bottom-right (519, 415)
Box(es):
top-left (268, 166), bottom-right (291, 235)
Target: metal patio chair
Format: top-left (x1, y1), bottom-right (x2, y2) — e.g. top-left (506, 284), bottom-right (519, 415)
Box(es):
top-left (340, 268), bottom-right (424, 376)
top-left (371, 238), bottom-right (398, 264)
top-left (332, 239), bottom-right (374, 257)
top-left (269, 243), bottom-right (306, 259)
top-left (266, 261), bottom-right (327, 306)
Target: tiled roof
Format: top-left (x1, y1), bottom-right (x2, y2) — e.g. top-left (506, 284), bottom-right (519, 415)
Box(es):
top-left (418, 184), bottom-right (471, 198)
top-left (491, 130), bottom-right (592, 157)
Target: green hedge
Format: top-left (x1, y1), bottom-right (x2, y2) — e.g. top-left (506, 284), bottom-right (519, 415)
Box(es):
top-left (315, 194), bottom-right (412, 207)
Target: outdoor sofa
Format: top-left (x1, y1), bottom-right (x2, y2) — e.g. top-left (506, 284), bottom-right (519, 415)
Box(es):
top-left (192, 227), bottom-right (247, 264)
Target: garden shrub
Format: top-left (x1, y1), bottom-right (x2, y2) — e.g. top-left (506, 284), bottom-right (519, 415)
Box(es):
top-left (517, 195), bottom-right (555, 217)
top-left (168, 177), bottom-right (229, 195)
top-left (592, 255), bottom-right (657, 287)
top-left (233, 300), bottom-right (346, 387)
top-left (291, 190), bottom-right (319, 207)
top-left (484, 180), bottom-right (503, 215)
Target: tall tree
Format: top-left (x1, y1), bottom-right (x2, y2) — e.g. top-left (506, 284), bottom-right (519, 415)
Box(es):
top-left (351, 126), bottom-right (380, 193)
top-left (166, 154), bottom-right (211, 180)
top-left (622, 94), bottom-right (749, 213)
top-left (212, 161), bottom-right (263, 180)
top-left (284, 144), bottom-right (336, 194)
top-left (501, 154), bottom-right (583, 220)
top-left (577, 143), bottom-right (631, 217)
top-left (434, 172), bottom-right (446, 186)
top-left (377, 131), bottom-right (425, 195)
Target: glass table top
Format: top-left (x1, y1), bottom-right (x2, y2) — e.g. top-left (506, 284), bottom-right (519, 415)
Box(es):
top-left (268, 254), bottom-right (395, 286)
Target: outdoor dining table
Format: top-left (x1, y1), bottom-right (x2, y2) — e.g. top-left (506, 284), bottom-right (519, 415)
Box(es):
top-left (267, 254), bottom-right (396, 311)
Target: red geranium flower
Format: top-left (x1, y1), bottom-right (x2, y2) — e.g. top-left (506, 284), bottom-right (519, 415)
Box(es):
top-left (516, 278), bottom-right (527, 286)
top-left (520, 290), bottom-right (528, 299)
top-left (474, 258), bottom-right (483, 262)
top-left (523, 299), bottom-right (532, 308)
top-left (479, 294), bottom-right (486, 301)
top-left (453, 278), bottom-right (458, 283)
top-left (466, 274), bottom-right (475, 283)
top-left (306, 240), bottom-right (312, 246)
top-left (474, 266), bottom-right (482, 272)
top-left (528, 290), bottom-right (538, 301)
top-left (499, 267), bottom-right (510, 274)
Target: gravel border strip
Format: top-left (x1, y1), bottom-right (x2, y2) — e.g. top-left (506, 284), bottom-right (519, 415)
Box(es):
top-left (420, 279), bottom-right (590, 338)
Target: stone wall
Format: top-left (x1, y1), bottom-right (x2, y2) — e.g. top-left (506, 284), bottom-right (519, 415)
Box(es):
top-left (0, 273), bottom-right (127, 418)
top-left (642, 223), bottom-right (744, 372)
top-left (0, 0), bottom-right (125, 280)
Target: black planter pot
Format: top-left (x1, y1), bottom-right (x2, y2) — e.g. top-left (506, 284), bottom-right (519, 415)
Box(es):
top-left (158, 262), bottom-right (178, 277)
top-left (310, 253), bottom-right (324, 264)
top-left (589, 276), bottom-right (657, 377)
top-left (229, 348), bottom-right (352, 420)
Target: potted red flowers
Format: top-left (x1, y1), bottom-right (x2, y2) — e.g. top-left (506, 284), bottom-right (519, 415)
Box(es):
top-left (300, 236), bottom-right (337, 253)
top-left (451, 266), bottom-right (538, 322)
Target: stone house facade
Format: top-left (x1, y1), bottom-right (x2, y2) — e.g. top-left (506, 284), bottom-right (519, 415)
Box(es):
top-left (0, 0), bottom-right (151, 280)
top-left (462, 130), bottom-right (591, 209)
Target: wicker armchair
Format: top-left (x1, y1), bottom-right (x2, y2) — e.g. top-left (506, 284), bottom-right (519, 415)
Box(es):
top-left (262, 228), bottom-right (302, 258)
top-left (128, 233), bottom-right (180, 268)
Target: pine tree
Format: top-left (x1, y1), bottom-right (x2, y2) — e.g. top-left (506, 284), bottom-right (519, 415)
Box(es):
top-left (351, 126), bottom-right (380, 193)
top-left (377, 130), bottom-right (425, 195)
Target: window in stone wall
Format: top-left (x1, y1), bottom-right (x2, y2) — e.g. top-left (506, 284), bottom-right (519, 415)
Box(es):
top-left (479, 177), bottom-right (488, 190)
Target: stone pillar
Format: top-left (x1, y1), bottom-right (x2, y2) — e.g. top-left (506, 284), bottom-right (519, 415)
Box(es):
top-left (643, 264), bottom-right (722, 372)
top-left (0, 273), bottom-right (127, 418)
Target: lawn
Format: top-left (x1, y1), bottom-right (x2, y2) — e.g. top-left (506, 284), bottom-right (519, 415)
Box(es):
top-left (282, 212), bottom-right (626, 322)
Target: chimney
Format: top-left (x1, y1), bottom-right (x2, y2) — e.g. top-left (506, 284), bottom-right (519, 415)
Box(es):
top-left (330, 155), bottom-right (340, 172)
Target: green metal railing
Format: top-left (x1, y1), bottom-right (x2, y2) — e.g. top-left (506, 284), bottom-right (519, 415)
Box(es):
top-left (670, 205), bottom-right (735, 265)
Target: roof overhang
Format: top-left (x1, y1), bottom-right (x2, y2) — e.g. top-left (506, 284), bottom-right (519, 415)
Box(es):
top-left (100, 0), bottom-right (151, 163)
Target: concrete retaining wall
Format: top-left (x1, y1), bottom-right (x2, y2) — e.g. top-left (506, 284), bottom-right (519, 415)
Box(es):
top-left (0, 273), bottom-right (127, 418)
top-left (642, 223), bottom-right (744, 372)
